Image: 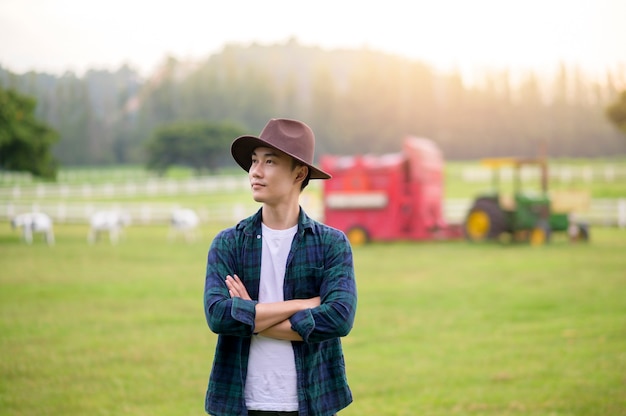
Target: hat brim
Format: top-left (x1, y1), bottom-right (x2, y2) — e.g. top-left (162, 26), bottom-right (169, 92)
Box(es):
top-left (231, 135), bottom-right (331, 180)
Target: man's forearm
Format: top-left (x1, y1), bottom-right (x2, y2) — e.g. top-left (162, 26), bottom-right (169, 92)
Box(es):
top-left (258, 319), bottom-right (303, 341)
top-left (254, 299), bottom-right (311, 333)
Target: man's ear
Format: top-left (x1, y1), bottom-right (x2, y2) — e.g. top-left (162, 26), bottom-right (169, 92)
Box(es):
top-left (295, 165), bottom-right (309, 182)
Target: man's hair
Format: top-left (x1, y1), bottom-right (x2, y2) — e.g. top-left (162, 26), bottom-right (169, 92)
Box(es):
top-left (292, 159), bottom-right (311, 191)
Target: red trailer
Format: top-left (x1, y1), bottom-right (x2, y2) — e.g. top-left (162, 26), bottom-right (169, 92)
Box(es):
top-left (320, 136), bottom-right (462, 245)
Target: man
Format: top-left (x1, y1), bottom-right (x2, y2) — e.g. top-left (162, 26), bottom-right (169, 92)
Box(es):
top-left (203, 118), bottom-right (357, 416)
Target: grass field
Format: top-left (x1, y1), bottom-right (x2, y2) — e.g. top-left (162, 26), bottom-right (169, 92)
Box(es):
top-left (1, 222), bottom-right (625, 416)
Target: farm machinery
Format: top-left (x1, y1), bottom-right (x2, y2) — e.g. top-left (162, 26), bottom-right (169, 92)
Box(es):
top-left (462, 157), bottom-right (590, 245)
top-left (319, 137), bottom-right (463, 245)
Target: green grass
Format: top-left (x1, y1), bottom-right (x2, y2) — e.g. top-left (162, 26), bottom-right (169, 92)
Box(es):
top-left (348, 233), bottom-right (626, 415)
top-left (1, 224), bottom-right (625, 415)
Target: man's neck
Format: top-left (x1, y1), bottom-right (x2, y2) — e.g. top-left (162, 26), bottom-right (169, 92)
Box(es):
top-left (261, 202), bottom-right (300, 230)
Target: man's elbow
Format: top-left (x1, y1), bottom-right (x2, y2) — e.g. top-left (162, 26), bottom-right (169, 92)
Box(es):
top-left (205, 302), bottom-right (230, 334)
top-left (333, 304), bottom-right (356, 337)
top-left (336, 321), bottom-right (353, 337)
top-left (206, 313), bottom-right (225, 333)
top-left (339, 311), bottom-right (356, 336)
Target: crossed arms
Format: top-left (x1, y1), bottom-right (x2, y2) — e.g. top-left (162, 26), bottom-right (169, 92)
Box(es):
top-left (225, 274), bottom-right (320, 341)
top-left (204, 224), bottom-right (357, 343)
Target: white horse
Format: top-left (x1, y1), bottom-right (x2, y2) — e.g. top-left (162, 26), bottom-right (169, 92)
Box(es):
top-left (11, 212), bottom-right (55, 245)
top-left (88, 210), bottom-right (131, 244)
top-left (169, 208), bottom-right (200, 243)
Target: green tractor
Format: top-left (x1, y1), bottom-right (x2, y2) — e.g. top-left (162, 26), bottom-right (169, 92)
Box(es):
top-left (463, 157), bottom-right (590, 245)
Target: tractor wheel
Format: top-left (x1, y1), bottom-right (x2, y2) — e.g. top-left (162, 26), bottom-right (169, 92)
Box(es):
top-left (346, 226), bottom-right (369, 246)
top-left (463, 200), bottom-right (506, 242)
top-left (529, 222), bottom-right (551, 246)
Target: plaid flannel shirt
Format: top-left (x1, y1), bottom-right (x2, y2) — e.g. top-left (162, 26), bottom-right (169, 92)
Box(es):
top-left (204, 207), bottom-right (357, 416)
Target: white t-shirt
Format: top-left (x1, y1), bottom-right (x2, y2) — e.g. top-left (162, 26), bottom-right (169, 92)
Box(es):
top-left (245, 223), bottom-right (298, 411)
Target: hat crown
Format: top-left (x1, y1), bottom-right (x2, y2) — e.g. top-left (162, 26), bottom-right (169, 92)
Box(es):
top-left (259, 118), bottom-right (314, 164)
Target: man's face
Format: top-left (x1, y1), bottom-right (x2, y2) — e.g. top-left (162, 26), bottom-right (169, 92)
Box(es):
top-left (248, 146), bottom-right (305, 204)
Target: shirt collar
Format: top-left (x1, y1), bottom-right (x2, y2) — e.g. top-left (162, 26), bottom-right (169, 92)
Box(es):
top-left (238, 206), bottom-right (316, 236)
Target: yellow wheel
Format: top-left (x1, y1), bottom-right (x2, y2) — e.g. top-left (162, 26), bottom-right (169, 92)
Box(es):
top-left (529, 228), bottom-right (546, 246)
top-left (463, 200), bottom-right (506, 242)
top-left (465, 210), bottom-right (490, 240)
top-left (346, 227), bottom-right (368, 246)
top-left (529, 222), bottom-right (551, 246)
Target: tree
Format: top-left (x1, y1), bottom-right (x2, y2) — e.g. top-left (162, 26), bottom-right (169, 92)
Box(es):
top-left (0, 87), bottom-right (59, 179)
top-left (51, 73), bottom-right (93, 164)
top-left (606, 90), bottom-right (626, 136)
top-left (145, 121), bottom-right (245, 175)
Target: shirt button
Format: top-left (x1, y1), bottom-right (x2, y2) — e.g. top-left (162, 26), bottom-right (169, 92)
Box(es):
top-left (257, 235), bottom-right (261, 239)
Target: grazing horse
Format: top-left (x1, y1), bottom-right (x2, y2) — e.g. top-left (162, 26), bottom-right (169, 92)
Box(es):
top-left (169, 208), bottom-right (200, 243)
top-left (88, 210), bottom-right (131, 244)
top-left (11, 212), bottom-right (55, 245)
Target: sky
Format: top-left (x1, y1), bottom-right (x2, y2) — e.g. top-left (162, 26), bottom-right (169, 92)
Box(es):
top-left (1, 0), bottom-right (625, 82)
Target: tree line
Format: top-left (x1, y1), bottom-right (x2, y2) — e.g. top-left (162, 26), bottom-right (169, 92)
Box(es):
top-left (1, 38), bottom-right (625, 175)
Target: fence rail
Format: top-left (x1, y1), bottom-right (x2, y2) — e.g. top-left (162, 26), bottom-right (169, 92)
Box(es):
top-left (3, 163), bottom-right (626, 186)
top-left (1, 198), bottom-right (624, 228)
top-left (0, 176), bottom-right (251, 200)
top-left (461, 164), bottom-right (626, 183)
top-left (2, 162), bottom-right (626, 199)
top-left (0, 201), bottom-right (261, 226)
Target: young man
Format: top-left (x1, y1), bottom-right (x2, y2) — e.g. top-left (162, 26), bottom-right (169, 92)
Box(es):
top-left (203, 118), bottom-right (357, 416)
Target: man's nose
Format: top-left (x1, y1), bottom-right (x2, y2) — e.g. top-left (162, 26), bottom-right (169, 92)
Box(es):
top-left (250, 163), bottom-right (262, 177)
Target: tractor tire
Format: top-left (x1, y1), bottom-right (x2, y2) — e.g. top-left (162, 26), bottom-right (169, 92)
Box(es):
top-left (463, 200), bottom-right (506, 242)
top-left (346, 226), bottom-right (369, 246)
top-left (529, 221), bottom-right (551, 246)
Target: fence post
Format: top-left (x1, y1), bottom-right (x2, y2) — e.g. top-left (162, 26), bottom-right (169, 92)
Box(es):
top-left (618, 199), bottom-right (626, 229)
top-left (141, 205), bottom-right (152, 224)
top-left (582, 166), bottom-right (593, 183)
top-left (57, 202), bottom-right (66, 223)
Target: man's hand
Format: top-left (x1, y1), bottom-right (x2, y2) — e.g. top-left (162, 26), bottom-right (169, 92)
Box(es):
top-left (225, 274), bottom-right (251, 300)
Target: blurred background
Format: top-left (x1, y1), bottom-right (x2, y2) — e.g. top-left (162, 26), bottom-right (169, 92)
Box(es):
top-left (1, 2), bottom-right (626, 415)
top-left (1, 0), bottom-right (625, 174)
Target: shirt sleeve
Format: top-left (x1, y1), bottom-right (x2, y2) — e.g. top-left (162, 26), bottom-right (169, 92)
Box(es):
top-left (290, 229), bottom-right (357, 343)
top-left (204, 229), bottom-right (257, 336)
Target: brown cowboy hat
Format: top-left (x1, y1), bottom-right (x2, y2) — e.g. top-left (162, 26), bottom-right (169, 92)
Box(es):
top-left (231, 118), bottom-right (331, 180)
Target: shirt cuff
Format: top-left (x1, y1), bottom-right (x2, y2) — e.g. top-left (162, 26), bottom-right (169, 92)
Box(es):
top-left (290, 309), bottom-right (315, 342)
top-left (230, 297), bottom-right (257, 334)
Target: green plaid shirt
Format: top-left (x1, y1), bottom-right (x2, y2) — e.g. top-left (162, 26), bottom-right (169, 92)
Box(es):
top-left (204, 207), bottom-right (357, 416)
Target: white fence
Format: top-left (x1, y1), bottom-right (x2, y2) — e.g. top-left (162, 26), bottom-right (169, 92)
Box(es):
top-left (1, 198), bottom-right (624, 228)
top-left (0, 176), bottom-right (250, 200)
top-left (461, 164), bottom-right (626, 184)
top-left (0, 169), bottom-right (153, 185)
top-left (0, 201), bottom-right (260, 226)
top-left (3, 163), bottom-right (626, 200)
